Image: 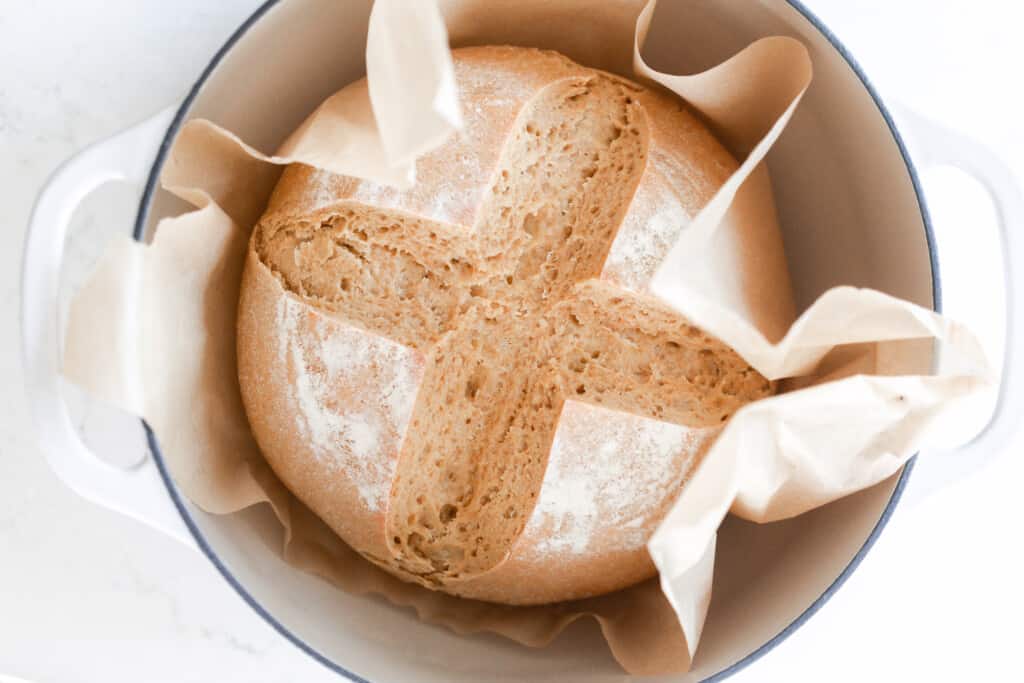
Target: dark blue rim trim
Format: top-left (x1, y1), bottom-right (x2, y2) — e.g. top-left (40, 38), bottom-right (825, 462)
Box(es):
top-left (130, 1), bottom-right (940, 680)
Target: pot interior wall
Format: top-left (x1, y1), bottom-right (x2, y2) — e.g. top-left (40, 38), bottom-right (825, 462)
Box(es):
top-left (145, 0), bottom-right (932, 680)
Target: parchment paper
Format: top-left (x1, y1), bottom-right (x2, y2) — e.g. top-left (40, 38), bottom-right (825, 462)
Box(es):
top-left (63, 0), bottom-right (992, 675)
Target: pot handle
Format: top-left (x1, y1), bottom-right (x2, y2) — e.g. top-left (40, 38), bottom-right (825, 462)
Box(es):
top-left (21, 105), bottom-right (198, 550)
top-left (893, 106), bottom-right (1024, 502)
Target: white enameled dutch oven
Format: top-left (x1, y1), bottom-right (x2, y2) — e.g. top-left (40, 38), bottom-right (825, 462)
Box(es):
top-left (21, 0), bottom-right (1024, 680)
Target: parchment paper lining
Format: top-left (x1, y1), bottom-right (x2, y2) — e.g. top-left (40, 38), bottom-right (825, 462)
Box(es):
top-left (63, 0), bottom-right (991, 675)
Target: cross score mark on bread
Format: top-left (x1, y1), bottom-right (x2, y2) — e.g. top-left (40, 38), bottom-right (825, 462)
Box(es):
top-left (241, 48), bottom-right (773, 600)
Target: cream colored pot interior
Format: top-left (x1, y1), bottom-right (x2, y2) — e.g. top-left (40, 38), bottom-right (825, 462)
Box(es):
top-left (143, 0), bottom-right (933, 680)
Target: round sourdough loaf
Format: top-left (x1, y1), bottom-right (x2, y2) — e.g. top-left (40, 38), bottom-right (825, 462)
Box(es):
top-left (237, 46), bottom-right (790, 605)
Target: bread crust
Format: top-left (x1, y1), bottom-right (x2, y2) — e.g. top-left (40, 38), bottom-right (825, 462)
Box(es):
top-left (237, 46), bottom-right (789, 604)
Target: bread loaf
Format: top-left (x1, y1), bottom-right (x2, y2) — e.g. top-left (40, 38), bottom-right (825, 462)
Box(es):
top-left (237, 46), bottom-right (786, 605)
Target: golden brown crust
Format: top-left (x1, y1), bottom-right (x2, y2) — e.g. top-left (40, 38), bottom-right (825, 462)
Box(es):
top-left (237, 249), bottom-right (404, 561)
top-left (237, 46), bottom-right (788, 605)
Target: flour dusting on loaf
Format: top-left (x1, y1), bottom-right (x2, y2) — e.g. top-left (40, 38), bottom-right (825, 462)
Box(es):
top-left (274, 294), bottom-right (422, 510)
top-left (237, 46), bottom-right (790, 605)
top-left (603, 152), bottom-right (693, 292)
top-left (526, 400), bottom-right (715, 556)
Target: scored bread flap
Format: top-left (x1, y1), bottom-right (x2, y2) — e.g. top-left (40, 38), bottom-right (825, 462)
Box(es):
top-left (60, 0), bottom-right (994, 677)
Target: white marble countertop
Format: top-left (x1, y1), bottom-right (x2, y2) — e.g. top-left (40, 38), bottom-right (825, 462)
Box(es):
top-left (2, 1), bottom-right (1021, 681)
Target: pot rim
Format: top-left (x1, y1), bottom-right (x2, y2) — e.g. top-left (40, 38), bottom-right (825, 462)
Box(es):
top-left (132, 1), bottom-right (940, 680)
